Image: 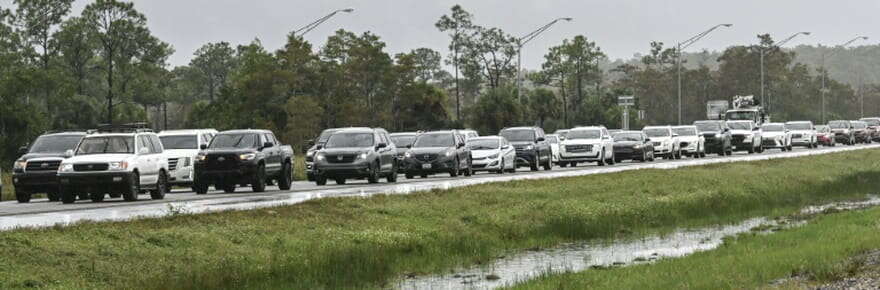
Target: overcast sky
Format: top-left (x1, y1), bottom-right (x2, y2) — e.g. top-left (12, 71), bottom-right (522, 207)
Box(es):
top-left (4, 0), bottom-right (880, 69)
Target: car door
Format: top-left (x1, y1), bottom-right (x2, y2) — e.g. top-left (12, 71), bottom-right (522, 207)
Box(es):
top-left (376, 132), bottom-right (393, 172)
top-left (136, 135), bottom-right (158, 185)
top-left (148, 134), bottom-right (168, 179)
top-left (263, 133), bottom-right (282, 174)
top-left (456, 133), bottom-right (468, 168)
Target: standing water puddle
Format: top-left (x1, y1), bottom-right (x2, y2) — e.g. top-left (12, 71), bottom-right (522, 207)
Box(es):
top-left (397, 196), bottom-right (880, 289)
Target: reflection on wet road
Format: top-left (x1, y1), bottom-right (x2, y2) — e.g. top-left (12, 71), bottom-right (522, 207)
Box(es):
top-left (0, 144), bottom-right (876, 231)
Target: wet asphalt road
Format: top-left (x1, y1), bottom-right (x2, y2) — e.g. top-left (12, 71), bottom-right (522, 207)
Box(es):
top-left (0, 144), bottom-right (876, 230)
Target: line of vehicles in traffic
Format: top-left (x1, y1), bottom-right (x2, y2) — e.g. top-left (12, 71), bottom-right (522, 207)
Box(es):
top-left (5, 117), bottom-right (878, 205)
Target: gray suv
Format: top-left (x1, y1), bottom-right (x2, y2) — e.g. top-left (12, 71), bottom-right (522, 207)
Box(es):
top-left (313, 128), bottom-right (398, 185)
top-left (499, 126), bottom-right (552, 171)
top-left (401, 130), bottom-right (473, 178)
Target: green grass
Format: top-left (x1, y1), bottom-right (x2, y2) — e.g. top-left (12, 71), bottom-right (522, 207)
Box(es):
top-left (0, 149), bottom-right (878, 289)
top-left (293, 154), bottom-right (307, 181)
top-left (1, 171), bottom-right (12, 201)
top-left (509, 205), bottom-right (880, 290)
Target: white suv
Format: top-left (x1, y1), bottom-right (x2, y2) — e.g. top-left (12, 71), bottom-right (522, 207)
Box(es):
top-left (558, 126), bottom-right (615, 166)
top-left (643, 126), bottom-right (681, 159)
top-left (785, 121), bottom-right (817, 148)
top-left (57, 126), bottom-right (169, 203)
top-left (159, 129), bottom-right (217, 191)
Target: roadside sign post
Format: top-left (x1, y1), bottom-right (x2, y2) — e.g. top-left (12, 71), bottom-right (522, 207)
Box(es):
top-left (618, 96), bottom-right (635, 130)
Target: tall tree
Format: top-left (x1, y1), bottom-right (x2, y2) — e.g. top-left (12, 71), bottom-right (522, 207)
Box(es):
top-left (13, 0), bottom-right (74, 70)
top-left (191, 41), bottom-right (235, 102)
top-left (53, 16), bottom-right (95, 96)
top-left (81, 0), bottom-right (148, 124)
top-left (436, 5), bottom-right (474, 121)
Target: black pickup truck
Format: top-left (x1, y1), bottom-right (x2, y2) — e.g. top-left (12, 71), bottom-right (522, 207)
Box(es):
top-left (12, 131), bottom-right (86, 202)
top-left (193, 129), bottom-right (293, 193)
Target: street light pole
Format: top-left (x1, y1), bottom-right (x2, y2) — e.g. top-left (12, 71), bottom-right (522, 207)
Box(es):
top-left (294, 8), bottom-right (354, 37)
top-left (760, 32), bottom-right (810, 113)
top-left (820, 36), bottom-right (868, 123)
top-left (676, 23), bottom-right (732, 125)
top-left (516, 17), bottom-right (572, 103)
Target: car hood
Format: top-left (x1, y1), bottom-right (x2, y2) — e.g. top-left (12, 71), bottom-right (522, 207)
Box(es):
top-left (408, 147), bottom-right (454, 155)
top-left (203, 148), bottom-right (258, 155)
top-left (677, 135), bottom-right (700, 142)
top-left (763, 131), bottom-right (786, 138)
top-left (65, 154), bottom-right (135, 164)
top-left (730, 130), bottom-right (755, 135)
top-left (789, 130), bottom-right (814, 134)
top-left (471, 149), bottom-right (501, 158)
top-left (647, 136), bottom-right (673, 142)
top-left (613, 141), bottom-right (642, 147)
top-left (320, 147), bottom-right (371, 155)
top-left (164, 149), bottom-right (199, 158)
top-left (18, 152), bottom-right (67, 161)
top-left (561, 139), bottom-right (601, 146)
top-left (509, 141), bottom-right (537, 148)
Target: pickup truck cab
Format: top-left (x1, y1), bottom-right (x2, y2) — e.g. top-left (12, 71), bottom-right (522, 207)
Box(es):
top-left (194, 129), bottom-right (293, 193)
top-left (57, 126), bottom-right (169, 203)
top-left (559, 126), bottom-right (615, 166)
top-left (12, 131), bottom-right (85, 202)
top-left (158, 129), bottom-right (217, 191)
top-left (313, 128), bottom-right (398, 185)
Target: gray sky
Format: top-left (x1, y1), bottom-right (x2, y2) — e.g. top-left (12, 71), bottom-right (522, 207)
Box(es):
top-left (5, 0), bottom-right (880, 69)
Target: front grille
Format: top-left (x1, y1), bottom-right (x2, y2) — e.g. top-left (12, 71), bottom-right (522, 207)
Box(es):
top-left (614, 147), bottom-right (634, 153)
top-left (205, 154), bottom-right (239, 170)
top-left (514, 147), bottom-right (525, 151)
top-left (652, 142), bottom-right (662, 146)
top-left (168, 158), bottom-right (179, 171)
top-left (791, 133), bottom-right (803, 138)
top-left (326, 154), bottom-right (357, 163)
top-left (565, 145), bottom-right (592, 152)
top-left (732, 135), bottom-right (746, 142)
top-left (415, 153), bottom-right (438, 162)
top-left (762, 139), bottom-right (776, 146)
top-left (74, 163), bottom-right (109, 172)
top-left (680, 142), bottom-right (690, 148)
top-left (25, 160), bottom-right (61, 172)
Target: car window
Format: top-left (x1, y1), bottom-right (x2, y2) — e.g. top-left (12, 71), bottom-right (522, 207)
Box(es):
top-left (149, 135), bottom-right (163, 153)
top-left (77, 136), bottom-right (135, 155)
top-left (138, 136), bottom-right (152, 154)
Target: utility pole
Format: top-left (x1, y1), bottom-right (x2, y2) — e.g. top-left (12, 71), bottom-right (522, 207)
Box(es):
top-left (515, 17), bottom-right (573, 103)
top-left (820, 36), bottom-right (867, 123)
top-left (675, 24), bottom-right (733, 125)
top-left (760, 32), bottom-right (810, 114)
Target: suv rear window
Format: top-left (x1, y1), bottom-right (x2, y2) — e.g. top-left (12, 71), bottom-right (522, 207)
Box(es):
top-left (160, 135), bottom-right (197, 149)
top-left (500, 129), bottom-right (535, 142)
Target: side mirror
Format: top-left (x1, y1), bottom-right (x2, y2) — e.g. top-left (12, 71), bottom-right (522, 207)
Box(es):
top-left (139, 147), bottom-right (150, 155)
top-left (18, 146), bottom-right (28, 155)
top-left (536, 137), bottom-right (545, 142)
top-left (672, 133), bottom-right (679, 137)
top-left (458, 142), bottom-right (466, 148)
top-left (316, 144), bottom-right (324, 150)
top-left (406, 144), bottom-right (412, 149)
top-left (64, 149), bottom-right (74, 158)
top-left (263, 142), bottom-right (274, 149)
top-left (753, 127), bottom-right (760, 131)
top-left (502, 145), bottom-right (510, 149)
top-left (200, 144), bottom-right (208, 150)
top-left (723, 128), bottom-right (730, 132)
top-left (645, 138), bottom-right (651, 142)
top-left (376, 143), bottom-right (387, 149)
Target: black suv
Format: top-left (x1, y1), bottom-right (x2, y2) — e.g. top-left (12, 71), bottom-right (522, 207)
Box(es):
top-left (194, 130), bottom-right (293, 193)
top-left (12, 131), bottom-right (86, 202)
top-left (305, 128), bottom-right (346, 181)
top-left (694, 120), bottom-right (732, 156)
top-left (312, 128), bottom-right (398, 185)
top-left (390, 132), bottom-right (419, 168)
top-left (499, 127), bottom-right (552, 171)
top-left (401, 130), bottom-right (472, 178)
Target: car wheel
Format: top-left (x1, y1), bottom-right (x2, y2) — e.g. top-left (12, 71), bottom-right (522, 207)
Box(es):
top-left (15, 191), bottom-right (31, 203)
top-left (47, 191), bottom-right (60, 202)
top-left (60, 188), bottom-right (76, 204)
top-left (335, 178), bottom-right (347, 185)
top-left (674, 149), bottom-right (682, 159)
top-left (405, 173), bottom-right (414, 179)
top-left (498, 158), bottom-right (505, 174)
top-left (90, 193), bottom-right (105, 202)
top-left (315, 175), bottom-right (327, 186)
top-left (560, 162), bottom-right (568, 168)
top-left (279, 162), bottom-right (293, 190)
top-left (450, 158), bottom-right (460, 177)
top-left (367, 162), bottom-right (380, 184)
top-left (109, 193), bottom-right (121, 198)
top-left (543, 157), bottom-right (553, 170)
top-left (150, 171), bottom-right (167, 200)
top-left (386, 163), bottom-right (398, 183)
top-left (597, 151), bottom-right (606, 166)
top-left (222, 182), bottom-right (236, 193)
top-left (78, 192), bottom-right (89, 200)
top-left (123, 172), bottom-right (140, 202)
top-left (463, 159), bottom-right (473, 176)
top-left (194, 182), bottom-right (209, 194)
top-left (251, 165), bottom-right (267, 192)
top-left (421, 174), bottom-right (429, 178)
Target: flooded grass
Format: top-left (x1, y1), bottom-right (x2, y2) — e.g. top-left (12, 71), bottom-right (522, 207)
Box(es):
top-left (509, 205), bottom-right (880, 290)
top-left (0, 149), bottom-right (878, 289)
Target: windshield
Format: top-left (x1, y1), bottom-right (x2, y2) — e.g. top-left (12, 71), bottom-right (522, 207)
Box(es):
top-left (325, 132), bottom-right (374, 148)
top-left (390, 135), bottom-right (416, 147)
top-left (468, 139), bottom-right (500, 150)
top-left (554, 130), bottom-right (568, 138)
top-left (762, 124), bottom-right (784, 132)
top-left (815, 125), bottom-right (829, 133)
top-left (160, 135), bottom-right (197, 150)
top-left (695, 122), bottom-right (721, 132)
top-left (853, 122), bottom-right (867, 129)
top-left (728, 122), bottom-right (752, 130)
top-left (29, 135), bottom-right (82, 153)
top-left (546, 136), bottom-right (559, 143)
top-left (568, 130), bottom-right (601, 139)
top-left (76, 136), bottom-right (135, 155)
top-left (210, 134), bottom-right (257, 149)
top-left (414, 133), bottom-right (455, 148)
top-left (643, 128), bottom-right (669, 137)
top-left (613, 133), bottom-right (643, 142)
top-left (317, 130), bottom-right (338, 143)
top-left (672, 128), bottom-right (697, 136)
top-left (861, 119), bottom-right (880, 126)
top-left (726, 111), bottom-right (756, 121)
top-left (785, 123), bottom-right (812, 130)
top-left (828, 121), bottom-right (849, 129)
top-left (500, 129), bottom-right (535, 142)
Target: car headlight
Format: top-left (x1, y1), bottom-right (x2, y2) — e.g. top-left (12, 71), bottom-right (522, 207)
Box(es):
top-left (633, 144), bottom-right (642, 149)
top-left (525, 145), bottom-right (534, 151)
top-left (356, 152), bottom-right (369, 160)
top-left (108, 161), bottom-right (128, 171)
top-left (306, 150), bottom-right (315, 157)
top-left (13, 160), bottom-right (26, 170)
top-left (239, 153), bottom-right (256, 161)
top-left (316, 153), bottom-right (326, 161)
top-left (58, 163), bottom-right (73, 173)
top-left (445, 150), bottom-right (454, 157)
top-left (404, 151), bottom-right (413, 158)
top-left (196, 154), bottom-right (207, 162)
top-left (488, 153), bottom-right (500, 159)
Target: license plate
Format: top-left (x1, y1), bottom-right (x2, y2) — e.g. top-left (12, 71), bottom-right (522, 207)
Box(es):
top-left (422, 164), bottom-right (432, 169)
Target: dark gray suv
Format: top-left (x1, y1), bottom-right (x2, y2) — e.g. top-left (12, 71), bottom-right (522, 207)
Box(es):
top-left (312, 128), bottom-right (398, 185)
top-left (499, 127), bottom-right (552, 171)
top-left (401, 130), bottom-right (472, 179)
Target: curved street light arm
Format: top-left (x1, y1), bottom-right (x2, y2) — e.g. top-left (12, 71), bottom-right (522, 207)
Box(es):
top-left (294, 8), bottom-right (354, 37)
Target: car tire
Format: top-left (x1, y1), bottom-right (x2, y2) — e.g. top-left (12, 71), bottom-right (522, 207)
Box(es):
top-left (222, 182), bottom-right (236, 193)
top-left (405, 173), bottom-right (414, 179)
top-left (78, 192), bottom-right (89, 200)
top-left (109, 193), bottom-right (121, 198)
top-left (386, 164), bottom-right (398, 183)
top-left (674, 149), bottom-right (682, 160)
top-left (47, 191), bottom-right (60, 202)
top-left (123, 172), bottom-right (140, 202)
top-left (421, 174), bottom-right (429, 178)
top-left (15, 191), bottom-right (31, 203)
top-left (279, 162), bottom-right (293, 190)
top-left (90, 193), bottom-right (104, 202)
top-left (560, 162), bottom-right (568, 168)
top-left (367, 162), bottom-right (380, 184)
top-left (463, 160), bottom-right (473, 176)
top-left (150, 171), bottom-right (167, 200)
top-left (543, 157), bottom-right (552, 170)
top-left (315, 175), bottom-right (327, 186)
top-left (335, 178), bottom-right (347, 185)
top-left (194, 182), bottom-right (209, 194)
top-left (597, 151), bottom-right (606, 166)
top-left (60, 188), bottom-right (76, 204)
top-left (450, 158), bottom-right (460, 177)
top-left (251, 165), bottom-right (267, 193)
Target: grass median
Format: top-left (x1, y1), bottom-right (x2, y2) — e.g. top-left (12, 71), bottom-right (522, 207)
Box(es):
top-left (0, 149), bottom-right (878, 289)
top-left (509, 203), bottom-right (880, 290)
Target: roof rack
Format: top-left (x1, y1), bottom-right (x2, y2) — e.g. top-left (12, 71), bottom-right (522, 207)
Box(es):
top-left (43, 129), bottom-right (88, 134)
top-left (90, 122), bottom-right (153, 134)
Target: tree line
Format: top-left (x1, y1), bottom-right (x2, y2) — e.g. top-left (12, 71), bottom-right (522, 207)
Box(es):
top-left (0, 1), bottom-right (873, 166)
